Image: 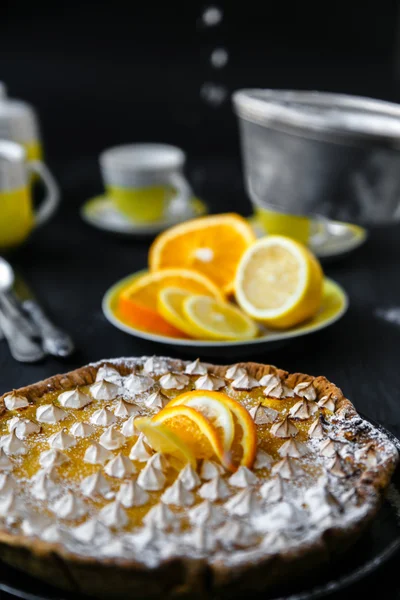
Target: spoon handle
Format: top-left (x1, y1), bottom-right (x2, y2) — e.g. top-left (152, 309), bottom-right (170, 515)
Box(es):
top-left (21, 300), bottom-right (75, 357)
top-left (0, 305), bottom-right (46, 363)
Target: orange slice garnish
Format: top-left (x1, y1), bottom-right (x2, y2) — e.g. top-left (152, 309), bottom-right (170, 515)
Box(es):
top-left (151, 405), bottom-right (230, 469)
top-left (119, 268), bottom-right (224, 316)
top-left (149, 214), bottom-right (256, 295)
top-left (165, 391), bottom-right (234, 451)
top-left (168, 391), bottom-right (257, 470)
top-left (134, 417), bottom-right (196, 469)
top-left (117, 295), bottom-right (187, 337)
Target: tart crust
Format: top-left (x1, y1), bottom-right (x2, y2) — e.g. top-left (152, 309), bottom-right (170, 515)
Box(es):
top-left (0, 357), bottom-right (397, 599)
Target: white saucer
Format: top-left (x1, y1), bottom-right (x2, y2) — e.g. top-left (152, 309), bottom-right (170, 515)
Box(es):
top-left (249, 216), bottom-right (367, 259)
top-left (81, 195), bottom-right (208, 237)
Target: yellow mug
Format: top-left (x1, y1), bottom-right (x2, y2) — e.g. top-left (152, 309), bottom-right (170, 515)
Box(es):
top-left (255, 206), bottom-right (327, 245)
top-left (0, 141), bottom-right (59, 250)
top-left (100, 144), bottom-right (192, 223)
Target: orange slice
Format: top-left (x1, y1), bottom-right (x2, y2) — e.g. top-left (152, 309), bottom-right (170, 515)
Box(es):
top-left (117, 295), bottom-right (186, 337)
top-left (165, 391), bottom-right (234, 451)
top-left (149, 214), bottom-right (256, 295)
top-left (168, 391), bottom-right (257, 469)
top-left (134, 417), bottom-right (196, 469)
top-left (151, 405), bottom-right (230, 469)
top-left (119, 268), bottom-right (223, 315)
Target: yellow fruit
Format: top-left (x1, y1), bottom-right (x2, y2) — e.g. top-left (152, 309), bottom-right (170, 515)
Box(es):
top-left (168, 391), bottom-right (257, 469)
top-left (119, 268), bottom-right (224, 314)
top-left (182, 295), bottom-right (258, 341)
top-left (152, 405), bottom-right (230, 468)
top-left (157, 287), bottom-right (194, 337)
top-left (134, 417), bottom-right (196, 469)
top-left (149, 214), bottom-right (256, 295)
top-left (165, 391), bottom-right (235, 451)
top-left (235, 235), bottom-right (323, 329)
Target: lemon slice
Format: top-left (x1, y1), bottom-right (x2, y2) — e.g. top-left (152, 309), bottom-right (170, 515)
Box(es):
top-left (157, 287), bottom-right (194, 336)
top-left (134, 417), bottom-right (196, 469)
top-left (181, 295), bottom-right (258, 341)
top-left (235, 235), bottom-right (323, 329)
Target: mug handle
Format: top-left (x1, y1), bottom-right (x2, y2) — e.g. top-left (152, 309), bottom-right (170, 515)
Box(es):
top-left (27, 160), bottom-right (60, 227)
top-left (167, 173), bottom-right (193, 217)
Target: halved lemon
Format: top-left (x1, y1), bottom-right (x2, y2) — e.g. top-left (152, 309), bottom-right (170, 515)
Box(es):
top-left (182, 295), bottom-right (258, 341)
top-left (134, 417), bottom-right (196, 469)
top-left (235, 235), bottom-right (323, 329)
top-left (165, 391), bottom-right (234, 451)
top-left (157, 287), bottom-right (194, 337)
top-left (152, 405), bottom-right (231, 469)
top-left (168, 391), bottom-right (257, 469)
top-left (149, 214), bottom-right (256, 295)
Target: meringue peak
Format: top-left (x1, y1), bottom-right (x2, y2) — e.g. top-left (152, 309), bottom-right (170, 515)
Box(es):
top-left (90, 380), bottom-right (120, 401)
top-left (137, 462), bottom-right (166, 491)
top-left (200, 459), bottom-right (224, 480)
top-left (99, 425), bottom-right (126, 450)
top-left (228, 466), bottom-right (258, 488)
top-left (104, 454), bottom-right (135, 479)
top-left (178, 464), bottom-right (201, 490)
top-left (225, 365), bottom-right (246, 380)
top-left (224, 488), bottom-right (261, 516)
top-left (51, 492), bottom-right (87, 520)
top-left (231, 373), bottom-right (259, 391)
top-left (84, 442), bottom-right (112, 465)
top-left (278, 439), bottom-right (309, 458)
top-left (48, 429), bottom-right (76, 450)
top-left (124, 374), bottom-right (154, 395)
top-left (195, 374), bottom-right (225, 391)
top-left (4, 393), bottom-right (29, 411)
top-left (70, 422), bottom-right (95, 438)
top-left (113, 399), bottom-right (141, 418)
top-left (199, 475), bottom-right (230, 501)
top-left (185, 359), bottom-right (208, 375)
top-left (58, 389), bottom-right (92, 409)
top-left (129, 434), bottom-right (153, 462)
top-left (143, 502), bottom-right (175, 529)
top-left (144, 391), bottom-right (168, 410)
top-left (294, 381), bottom-right (317, 401)
top-left (117, 480), bottom-right (149, 508)
top-left (36, 404), bottom-right (67, 424)
top-left (188, 500), bottom-right (224, 527)
top-left (270, 416), bottom-right (298, 438)
top-left (80, 472), bottom-right (111, 499)
top-left (99, 501), bottom-right (128, 528)
top-left (159, 373), bottom-right (189, 390)
top-left (249, 403), bottom-right (278, 425)
top-left (39, 448), bottom-right (69, 469)
top-left (90, 407), bottom-right (116, 427)
top-left (161, 479), bottom-right (194, 506)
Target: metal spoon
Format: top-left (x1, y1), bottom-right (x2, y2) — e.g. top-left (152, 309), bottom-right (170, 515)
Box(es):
top-left (0, 257), bottom-right (45, 362)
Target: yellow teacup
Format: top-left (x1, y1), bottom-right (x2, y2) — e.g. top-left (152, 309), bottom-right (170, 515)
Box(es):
top-left (0, 141), bottom-right (59, 250)
top-left (100, 144), bottom-right (192, 224)
top-left (255, 207), bottom-right (312, 244)
top-left (107, 184), bottom-right (176, 223)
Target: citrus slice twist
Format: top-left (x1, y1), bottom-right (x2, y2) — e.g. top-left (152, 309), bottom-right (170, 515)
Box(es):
top-left (165, 392), bottom-right (235, 451)
top-left (167, 391), bottom-right (257, 469)
top-left (151, 405), bottom-right (229, 468)
top-left (134, 417), bottom-right (196, 469)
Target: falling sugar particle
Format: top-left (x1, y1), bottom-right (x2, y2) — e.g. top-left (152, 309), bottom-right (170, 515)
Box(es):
top-left (202, 6), bottom-right (223, 27)
top-left (376, 307), bottom-right (400, 326)
top-left (200, 82), bottom-right (228, 107)
top-left (210, 48), bottom-right (229, 69)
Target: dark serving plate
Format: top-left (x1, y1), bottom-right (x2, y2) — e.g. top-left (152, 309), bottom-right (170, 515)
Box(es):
top-left (1, 419), bottom-right (399, 600)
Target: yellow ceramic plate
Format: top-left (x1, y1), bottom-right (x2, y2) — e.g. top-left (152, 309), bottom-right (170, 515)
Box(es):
top-left (102, 271), bottom-right (348, 357)
top-left (81, 196), bottom-right (208, 237)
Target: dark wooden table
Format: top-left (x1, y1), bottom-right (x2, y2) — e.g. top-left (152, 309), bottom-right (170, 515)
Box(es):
top-left (0, 157), bottom-right (399, 599)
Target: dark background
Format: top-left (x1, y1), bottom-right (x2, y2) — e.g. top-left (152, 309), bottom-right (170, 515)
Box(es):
top-left (1, 2), bottom-right (400, 599)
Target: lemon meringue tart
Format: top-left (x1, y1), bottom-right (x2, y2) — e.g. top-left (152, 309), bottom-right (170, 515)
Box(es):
top-left (0, 357), bottom-right (397, 598)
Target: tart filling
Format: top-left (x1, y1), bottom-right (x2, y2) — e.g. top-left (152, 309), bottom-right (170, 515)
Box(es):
top-left (0, 356), bottom-right (397, 575)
